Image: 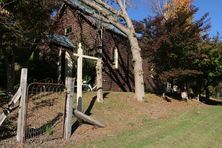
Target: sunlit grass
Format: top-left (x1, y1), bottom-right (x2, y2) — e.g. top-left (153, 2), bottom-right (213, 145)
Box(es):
top-left (78, 104), bottom-right (222, 148)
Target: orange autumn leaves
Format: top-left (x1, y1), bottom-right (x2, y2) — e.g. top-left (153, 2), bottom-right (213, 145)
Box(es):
top-left (164, 0), bottom-right (192, 19)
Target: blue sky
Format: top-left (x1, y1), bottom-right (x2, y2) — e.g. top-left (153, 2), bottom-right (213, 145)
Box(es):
top-left (127, 0), bottom-right (222, 37)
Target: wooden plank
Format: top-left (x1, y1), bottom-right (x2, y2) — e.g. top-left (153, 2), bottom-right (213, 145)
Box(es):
top-left (0, 113), bottom-right (6, 126)
top-left (0, 87), bottom-right (21, 126)
top-left (73, 53), bottom-right (99, 61)
top-left (64, 77), bottom-right (75, 139)
top-left (77, 43), bottom-right (83, 112)
top-left (8, 87), bottom-right (21, 105)
top-left (73, 109), bottom-right (105, 128)
top-left (16, 68), bottom-right (28, 143)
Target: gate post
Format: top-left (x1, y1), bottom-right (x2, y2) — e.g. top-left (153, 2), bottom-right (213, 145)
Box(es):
top-left (77, 43), bottom-right (83, 112)
top-left (16, 68), bottom-right (28, 143)
top-left (96, 58), bottom-right (103, 102)
top-left (97, 29), bottom-right (103, 102)
top-left (64, 77), bottom-right (75, 139)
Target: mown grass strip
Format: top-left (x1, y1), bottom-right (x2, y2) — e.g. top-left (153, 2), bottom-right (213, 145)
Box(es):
top-left (79, 106), bottom-right (222, 148)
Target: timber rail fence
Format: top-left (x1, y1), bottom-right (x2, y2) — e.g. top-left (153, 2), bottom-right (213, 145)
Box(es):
top-left (0, 67), bottom-right (105, 145)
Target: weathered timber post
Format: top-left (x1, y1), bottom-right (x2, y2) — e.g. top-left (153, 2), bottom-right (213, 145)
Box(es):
top-left (73, 109), bottom-right (105, 128)
top-left (197, 94), bottom-right (200, 102)
top-left (0, 87), bottom-right (21, 126)
top-left (16, 68), bottom-right (28, 143)
top-left (96, 29), bottom-right (103, 102)
top-left (65, 51), bottom-right (73, 77)
top-left (64, 77), bottom-right (75, 139)
top-left (77, 43), bottom-right (83, 112)
top-left (57, 48), bottom-right (62, 82)
top-left (96, 58), bottom-right (103, 102)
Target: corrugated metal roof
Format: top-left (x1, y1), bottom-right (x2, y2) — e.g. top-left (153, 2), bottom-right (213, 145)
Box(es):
top-left (47, 34), bottom-right (75, 49)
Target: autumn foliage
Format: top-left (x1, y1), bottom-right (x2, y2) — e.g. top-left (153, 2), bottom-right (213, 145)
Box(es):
top-left (138, 0), bottom-right (222, 97)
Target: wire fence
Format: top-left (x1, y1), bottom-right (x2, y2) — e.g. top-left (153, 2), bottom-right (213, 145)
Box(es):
top-left (25, 82), bottom-right (66, 143)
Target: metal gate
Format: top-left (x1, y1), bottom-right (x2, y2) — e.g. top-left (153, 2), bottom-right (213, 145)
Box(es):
top-left (25, 81), bottom-right (66, 143)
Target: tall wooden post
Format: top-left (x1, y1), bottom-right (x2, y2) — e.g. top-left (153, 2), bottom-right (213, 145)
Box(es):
top-left (96, 59), bottom-right (103, 102)
top-left (64, 77), bottom-right (75, 139)
top-left (77, 43), bottom-right (83, 112)
top-left (96, 29), bottom-right (103, 102)
top-left (65, 51), bottom-right (73, 77)
top-left (16, 68), bottom-right (28, 143)
top-left (57, 48), bottom-right (62, 82)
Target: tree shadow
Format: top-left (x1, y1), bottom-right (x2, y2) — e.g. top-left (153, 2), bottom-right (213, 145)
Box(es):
top-left (29, 92), bottom-right (54, 101)
top-left (71, 92), bottom-right (109, 135)
top-left (102, 92), bottom-right (110, 100)
top-left (85, 92), bottom-right (109, 116)
top-left (199, 97), bottom-right (222, 106)
top-left (31, 98), bottom-right (57, 111)
top-left (0, 100), bottom-right (19, 140)
top-left (0, 116), bottom-right (17, 140)
top-left (25, 113), bottom-right (63, 139)
top-left (102, 50), bottom-right (133, 92)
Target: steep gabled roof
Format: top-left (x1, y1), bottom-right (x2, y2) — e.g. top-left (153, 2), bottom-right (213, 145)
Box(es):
top-left (48, 0), bottom-right (127, 49)
top-left (65, 0), bottom-right (127, 37)
top-left (47, 34), bottom-right (75, 49)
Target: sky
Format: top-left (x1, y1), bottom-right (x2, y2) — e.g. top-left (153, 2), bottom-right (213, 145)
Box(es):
top-left (127, 0), bottom-right (222, 37)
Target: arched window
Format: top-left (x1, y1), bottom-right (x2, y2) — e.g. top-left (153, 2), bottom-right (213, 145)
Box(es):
top-left (113, 47), bottom-right (119, 69)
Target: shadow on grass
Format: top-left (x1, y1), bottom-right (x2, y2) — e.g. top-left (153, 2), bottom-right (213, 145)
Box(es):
top-left (0, 117), bottom-right (17, 140)
top-left (26, 113), bottom-right (63, 139)
top-left (200, 97), bottom-right (222, 106)
top-left (31, 97), bottom-right (57, 111)
top-left (0, 98), bottom-right (18, 140)
top-left (71, 92), bottom-right (109, 135)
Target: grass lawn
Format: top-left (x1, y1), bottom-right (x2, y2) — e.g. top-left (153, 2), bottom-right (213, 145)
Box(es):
top-left (1, 92), bottom-right (222, 148)
top-left (77, 93), bottom-right (222, 148)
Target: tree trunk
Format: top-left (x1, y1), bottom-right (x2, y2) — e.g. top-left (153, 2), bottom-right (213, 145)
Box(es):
top-left (206, 87), bottom-right (210, 99)
top-left (5, 55), bottom-right (15, 93)
top-left (122, 7), bottom-right (145, 101)
top-left (128, 34), bottom-right (145, 101)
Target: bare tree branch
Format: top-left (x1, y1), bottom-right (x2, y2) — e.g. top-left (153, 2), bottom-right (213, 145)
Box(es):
top-left (64, 0), bottom-right (129, 34)
top-left (0, 0), bottom-right (16, 9)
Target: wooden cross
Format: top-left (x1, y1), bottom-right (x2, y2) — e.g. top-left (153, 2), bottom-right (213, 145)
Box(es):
top-left (73, 43), bottom-right (103, 112)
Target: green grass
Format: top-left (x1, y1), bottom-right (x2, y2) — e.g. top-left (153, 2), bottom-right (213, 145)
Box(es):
top-left (79, 106), bottom-right (222, 148)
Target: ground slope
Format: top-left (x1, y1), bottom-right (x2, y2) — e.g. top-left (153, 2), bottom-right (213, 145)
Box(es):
top-left (1, 92), bottom-right (222, 148)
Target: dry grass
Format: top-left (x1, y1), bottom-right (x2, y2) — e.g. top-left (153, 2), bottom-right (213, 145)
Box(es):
top-left (0, 92), bottom-right (211, 147)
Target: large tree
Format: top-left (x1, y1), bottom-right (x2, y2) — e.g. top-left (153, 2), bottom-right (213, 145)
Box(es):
top-left (64, 0), bottom-right (145, 101)
top-left (139, 1), bottom-right (210, 96)
top-left (0, 0), bottom-right (59, 92)
top-left (151, 0), bottom-right (192, 18)
top-left (194, 36), bottom-right (222, 97)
